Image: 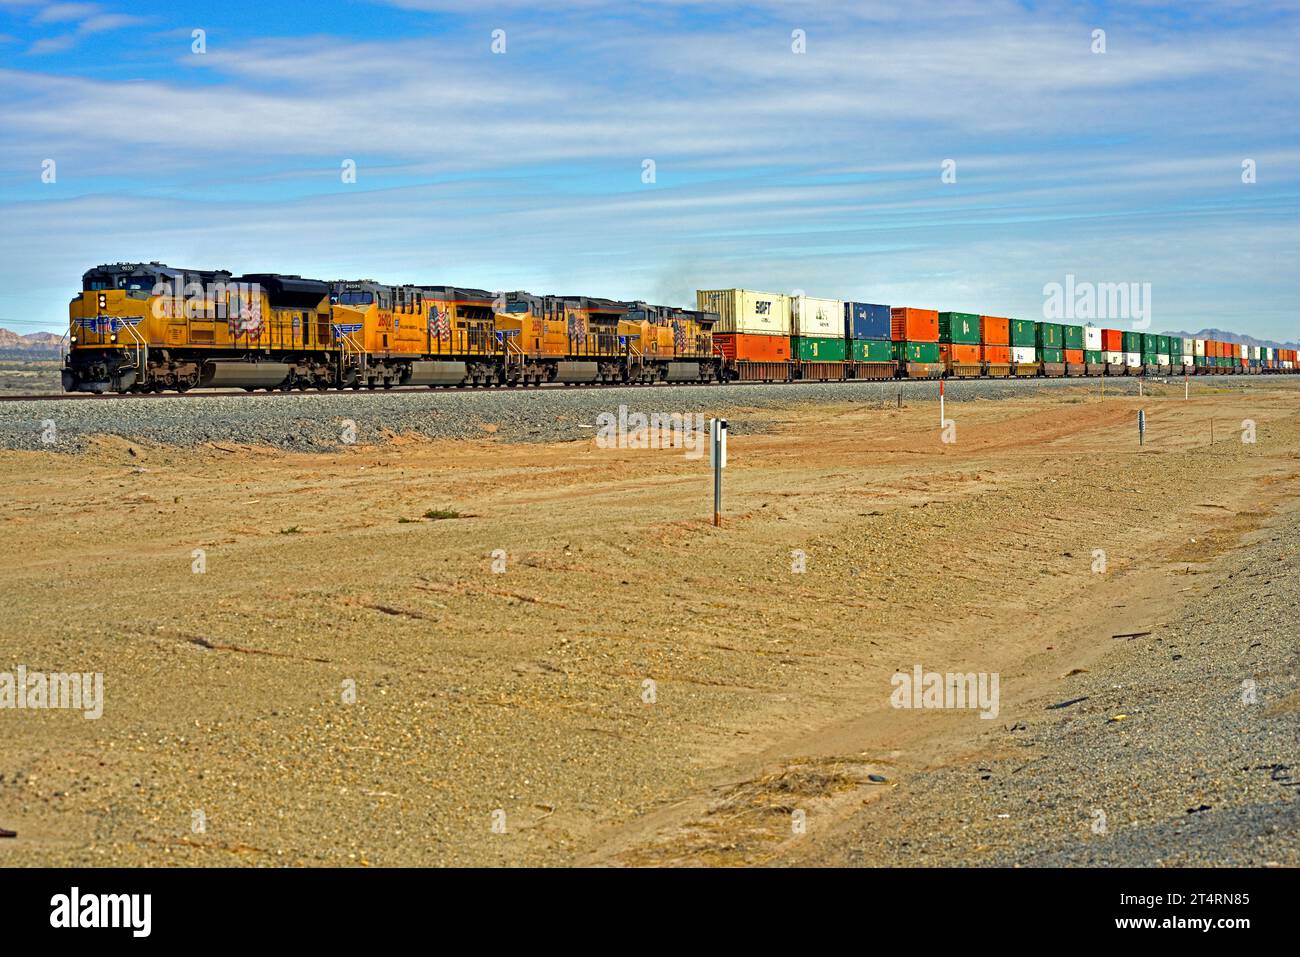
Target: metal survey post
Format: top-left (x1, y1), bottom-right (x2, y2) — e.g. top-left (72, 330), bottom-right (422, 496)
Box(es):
top-left (1138, 408), bottom-right (1146, 446)
top-left (709, 417), bottom-right (727, 527)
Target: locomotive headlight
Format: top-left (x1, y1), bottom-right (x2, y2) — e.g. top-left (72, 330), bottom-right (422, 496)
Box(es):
top-left (110, 333), bottom-right (118, 343)
top-left (70, 335), bottom-right (78, 344)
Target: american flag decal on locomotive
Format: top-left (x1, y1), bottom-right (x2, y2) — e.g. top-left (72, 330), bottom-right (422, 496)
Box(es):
top-left (427, 305), bottom-right (451, 342)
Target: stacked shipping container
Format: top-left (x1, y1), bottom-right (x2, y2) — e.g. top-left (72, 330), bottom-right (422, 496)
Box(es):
top-left (980, 315), bottom-right (1011, 374)
top-left (891, 307), bottom-right (941, 375)
top-left (937, 312), bottom-right (981, 374)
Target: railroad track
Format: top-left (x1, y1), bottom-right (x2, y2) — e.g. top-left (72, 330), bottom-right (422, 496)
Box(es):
top-left (0, 372), bottom-right (1287, 403)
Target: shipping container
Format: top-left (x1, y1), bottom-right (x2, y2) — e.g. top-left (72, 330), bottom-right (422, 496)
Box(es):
top-left (1010, 319), bottom-right (1037, 346)
top-left (980, 315), bottom-right (1010, 345)
top-left (1082, 326), bottom-right (1102, 350)
top-left (697, 289), bottom-right (791, 336)
top-left (938, 312), bottom-right (980, 344)
top-left (794, 336), bottom-right (846, 361)
top-left (1040, 347), bottom-right (1065, 363)
top-left (1064, 348), bottom-right (1084, 364)
top-left (1084, 350), bottom-right (1103, 364)
top-left (893, 341), bottom-right (941, 363)
top-left (713, 332), bottom-right (790, 362)
top-left (1102, 328), bottom-right (1123, 352)
top-left (1157, 353), bottom-right (1171, 367)
top-left (940, 342), bottom-right (981, 366)
top-left (791, 294), bottom-right (843, 338)
top-left (1193, 338), bottom-right (1206, 357)
top-left (1125, 352), bottom-right (1142, 368)
top-left (1238, 343), bottom-right (1248, 359)
top-left (1062, 324), bottom-right (1084, 349)
top-left (1122, 330), bottom-right (1142, 353)
top-left (1142, 333), bottom-right (1161, 354)
top-left (851, 339), bottom-right (893, 362)
top-left (890, 307), bottom-right (939, 342)
top-left (1037, 322), bottom-right (1063, 349)
top-left (844, 302), bottom-right (891, 341)
top-left (1104, 350), bottom-right (1124, 364)
top-left (982, 344), bottom-right (1012, 364)
top-left (1194, 355), bottom-right (1207, 367)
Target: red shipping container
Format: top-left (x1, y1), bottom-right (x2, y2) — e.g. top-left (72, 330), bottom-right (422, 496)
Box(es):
top-left (890, 307), bottom-right (939, 342)
top-left (940, 343), bottom-right (980, 364)
top-left (713, 333), bottom-right (789, 362)
top-left (1064, 348), bottom-right (1084, 364)
top-left (979, 315), bottom-right (1010, 345)
top-left (1101, 329), bottom-right (1123, 351)
top-left (982, 344), bottom-right (1011, 364)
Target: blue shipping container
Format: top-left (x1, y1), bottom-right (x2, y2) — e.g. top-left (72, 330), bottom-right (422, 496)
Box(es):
top-left (845, 302), bottom-right (891, 340)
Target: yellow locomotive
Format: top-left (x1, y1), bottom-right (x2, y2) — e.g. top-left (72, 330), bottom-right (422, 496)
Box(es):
top-left (65, 262), bottom-right (335, 393)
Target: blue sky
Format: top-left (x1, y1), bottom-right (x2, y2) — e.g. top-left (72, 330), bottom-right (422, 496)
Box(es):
top-left (1, 0), bottom-right (1297, 341)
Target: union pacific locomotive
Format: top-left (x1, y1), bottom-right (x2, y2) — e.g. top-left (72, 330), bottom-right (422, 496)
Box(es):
top-left (64, 263), bottom-right (721, 393)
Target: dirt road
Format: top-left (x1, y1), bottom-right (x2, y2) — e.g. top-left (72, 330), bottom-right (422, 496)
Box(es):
top-left (1, 379), bottom-right (1295, 865)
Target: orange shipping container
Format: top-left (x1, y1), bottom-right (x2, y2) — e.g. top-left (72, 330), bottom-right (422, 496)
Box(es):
top-left (713, 332), bottom-right (789, 362)
top-left (1101, 329), bottom-right (1123, 351)
top-left (979, 315), bottom-right (1010, 345)
top-left (890, 307), bottom-right (939, 342)
top-left (940, 343), bottom-right (981, 364)
top-left (1064, 348), bottom-right (1084, 364)
top-left (982, 344), bottom-right (1011, 363)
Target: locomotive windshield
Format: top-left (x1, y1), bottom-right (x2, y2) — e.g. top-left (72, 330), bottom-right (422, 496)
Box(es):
top-left (336, 291), bottom-right (374, 305)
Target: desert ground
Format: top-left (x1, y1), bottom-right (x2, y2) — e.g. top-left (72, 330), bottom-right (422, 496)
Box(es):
top-left (1, 377), bottom-right (1296, 866)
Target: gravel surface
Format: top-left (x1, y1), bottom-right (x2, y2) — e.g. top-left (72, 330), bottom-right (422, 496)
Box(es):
top-left (0, 374), bottom-right (1289, 452)
top-left (809, 508), bottom-right (1300, 867)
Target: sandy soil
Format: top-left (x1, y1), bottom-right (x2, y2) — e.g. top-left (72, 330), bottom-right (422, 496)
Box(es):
top-left (0, 378), bottom-right (1296, 866)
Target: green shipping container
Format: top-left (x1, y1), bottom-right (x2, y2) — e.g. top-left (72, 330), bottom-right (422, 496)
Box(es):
top-left (1040, 347), bottom-right (1064, 363)
top-left (1084, 350), bottom-right (1103, 364)
top-left (1062, 324), bottom-right (1085, 349)
top-left (1122, 331), bottom-right (1142, 352)
top-left (1036, 322), bottom-right (1063, 349)
top-left (794, 337), bottom-right (846, 361)
top-left (851, 339), bottom-right (893, 362)
top-left (1142, 333), bottom-right (1164, 354)
top-left (1010, 319), bottom-right (1037, 346)
top-left (1142, 352), bottom-right (1159, 365)
top-left (1194, 356), bottom-right (1207, 367)
top-left (893, 341), bottom-right (941, 363)
top-left (938, 312), bottom-right (980, 344)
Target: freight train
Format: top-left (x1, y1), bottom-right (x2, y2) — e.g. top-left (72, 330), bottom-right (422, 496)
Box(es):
top-left (61, 264), bottom-right (1295, 394)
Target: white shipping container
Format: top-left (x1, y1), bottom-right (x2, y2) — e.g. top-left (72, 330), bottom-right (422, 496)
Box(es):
top-left (1125, 352), bottom-right (1142, 367)
top-left (696, 289), bottom-right (791, 336)
top-left (1176, 337), bottom-right (1194, 355)
top-left (1238, 343), bottom-right (1248, 358)
top-left (1194, 338), bottom-right (1206, 356)
top-left (1083, 326), bottom-right (1102, 350)
top-left (1264, 347), bottom-right (1273, 360)
top-left (1011, 346), bottom-right (1036, 364)
top-left (791, 294), bottom-right (844, 338)
top-left (1250, 345), bottom-right (1262, 359)
top-left (1157, 353), bottom-right (1171, 365)
top-left (1104, 350), bottom-right (1124, 364)
top-left (1182, 354), bottom-right (1194, 366)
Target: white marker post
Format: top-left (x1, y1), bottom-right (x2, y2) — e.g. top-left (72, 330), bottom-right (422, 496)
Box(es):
top-left (939, 378), bottom-right (945, 426)
top-left (1185, 374), bottom-right (1189, 400)
top-left (709, 417), bottom-right (728, 527)
top-left (1139, 378), bottom-right (1143, 398)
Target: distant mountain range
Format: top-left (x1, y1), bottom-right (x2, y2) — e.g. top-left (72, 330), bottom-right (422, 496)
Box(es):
top-left (1163, 328), bottom-right (1299, 351)
top-left (0, 329), bottom-right (63, 358)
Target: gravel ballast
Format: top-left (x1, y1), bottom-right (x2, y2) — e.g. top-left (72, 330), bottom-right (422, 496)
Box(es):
top-left (0, 375), bottom-right (1288, 452)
